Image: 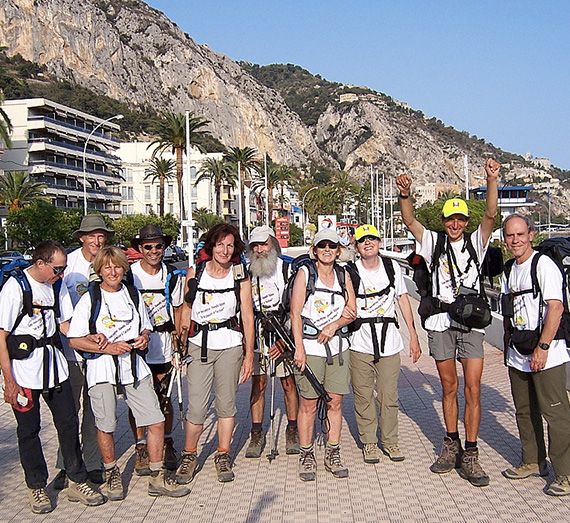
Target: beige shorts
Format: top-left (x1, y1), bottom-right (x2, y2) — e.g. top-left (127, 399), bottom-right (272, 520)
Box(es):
top-left (89, 376), bottom-right (164, 433)
top-left (185, 343), bottom-right (243, 425)
top-left (427, 329), bottom-right (484, 361)
top-left (252, 352), bottom-right (293, 378)
top-left (294, 351), bottom-right (350, 399)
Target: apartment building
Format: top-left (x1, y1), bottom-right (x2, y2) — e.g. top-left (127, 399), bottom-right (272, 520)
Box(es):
top-left (0, 98), bottom-right (123, 216)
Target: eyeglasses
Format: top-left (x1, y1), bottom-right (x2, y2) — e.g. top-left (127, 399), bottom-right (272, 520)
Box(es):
top-left (103, 298), bottom-right (135, 323)
top-left (315, 241), bottom-right (339, 250)
top-left (46, 263), bottom-right (67, 276)
top-left (142, 243), bottom-right (165, 251)
top-left (356, 235), bottom-right (379, 244)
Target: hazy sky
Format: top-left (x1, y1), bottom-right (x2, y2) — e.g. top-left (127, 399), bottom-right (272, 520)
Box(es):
top-left (147, 0), bottom-right (570, 169)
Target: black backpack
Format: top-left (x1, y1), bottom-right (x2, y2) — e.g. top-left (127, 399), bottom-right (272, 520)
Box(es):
top-left (345, 257), bottom-right (395, 301)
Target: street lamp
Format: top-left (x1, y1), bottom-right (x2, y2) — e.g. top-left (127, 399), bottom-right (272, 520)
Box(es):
top-left (82, 114), bottom-right (124, 215)
top-left (301, 186), bottom-right (318, 231)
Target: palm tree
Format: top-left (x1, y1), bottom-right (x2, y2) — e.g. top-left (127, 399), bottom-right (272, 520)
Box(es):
top-left (196, 157), bottom-right (237, 216)
top-left (193, 207), bottom-right (225, 233)
top-left (148, 111), bottom-right (211, 225)
top-left (0, 171), bottom-right (47, 210)
top-left (144, 157), bottom-right (176, 217)
top-left (330, 170), bottom-right (358, 219)
top-left (250, 161), bottom-right (297, 221)
top-left (0, 90), bottom-right (12, 149)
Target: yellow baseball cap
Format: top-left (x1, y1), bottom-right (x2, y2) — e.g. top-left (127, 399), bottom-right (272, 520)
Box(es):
top-left (442, 198), bottom-right (469, 218)
top-left (354, 224), bottom-right (381, 241)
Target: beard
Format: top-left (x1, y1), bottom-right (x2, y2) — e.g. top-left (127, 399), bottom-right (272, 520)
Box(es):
top-left (249, 248), bottom-right (279, 278)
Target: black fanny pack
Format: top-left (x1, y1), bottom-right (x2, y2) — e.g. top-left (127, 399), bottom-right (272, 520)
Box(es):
top-left (510, 327), bottom-right (540, 356)
top-left (7, 334), bottom-right (40, 360)
top-left (448, 293), bottom-right (492, 330)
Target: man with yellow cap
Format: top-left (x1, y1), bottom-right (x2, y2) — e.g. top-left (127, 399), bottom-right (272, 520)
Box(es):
top-left (396, 158), bottom-right (500, 487)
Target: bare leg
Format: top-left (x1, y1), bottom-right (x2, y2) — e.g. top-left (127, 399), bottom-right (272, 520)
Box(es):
top-left (460, 358), bottom-right (484, 441)
top-left (97, 430), bottom-right (116, 464)
top-left (217, 417), bottom-right (235, 451)
top-left (250, 375), bottom-right (267, 424)
top-left (146, 421), bottom-right (165, 462)
top-left (281, 375), bottom-right (299, 421)
top-left (325, 393), bottom-right (343, 443)
top-left (298, 397), bottom-right (318, 446)
top-left (435, 359), bottom-right (459, 433)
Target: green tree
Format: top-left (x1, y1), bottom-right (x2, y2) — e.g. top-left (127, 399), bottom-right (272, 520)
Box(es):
top-left (0, 171), bottom-right (47, 210)
top-left (111, 214), bottom-right (180, 246)
top-left (144, 157), bottom-right (175, 217)
top-left (196, 157), bottom-right (237, 216)
top-left (193, 207), bottom-right (225, 233)
top-left (7, 201), bottom-right (64, 247)
top-left (289, 222), bottom-right (303, 247)
top-left (416, 197), bottom-right (501, 232)
top-left (250, 160), bottom-right (296, 221)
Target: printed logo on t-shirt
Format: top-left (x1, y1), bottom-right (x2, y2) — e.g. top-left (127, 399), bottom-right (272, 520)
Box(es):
top-left (75, 281), bottom-right (88, 297)
top-left (313, 299), bottom-right (329, 314)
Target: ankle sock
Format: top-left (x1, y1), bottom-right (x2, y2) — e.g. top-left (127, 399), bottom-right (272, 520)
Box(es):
top-left (465, 440), bottom-right (477, 449)
top-left (446, 432), bottom-right (460, 441)
top-left (104, 461), bottom-right (117, 471)
top-left (300, 444), bottom-right (314, 454)
top-left (149, 461), bottom-right (162, 473)
top-left (251, 423), bottom-right (263, 433)
top-left (136, 438), bottom-right (147, 445)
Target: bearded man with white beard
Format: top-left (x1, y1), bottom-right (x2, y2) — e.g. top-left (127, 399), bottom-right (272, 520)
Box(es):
top-left (244, 226), bottom-right (300, 458)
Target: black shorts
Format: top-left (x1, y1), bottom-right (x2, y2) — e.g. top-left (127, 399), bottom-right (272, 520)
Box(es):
top-left (147, 362), bottom-right (173, 376)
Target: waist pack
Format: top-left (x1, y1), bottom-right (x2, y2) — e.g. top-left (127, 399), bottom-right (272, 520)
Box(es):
top-left (448, 293), bottom-right (492, 329)
top-left (7, 334), bottom-right (60, 360)
top-left (510, 327), bottom-right (540, 356)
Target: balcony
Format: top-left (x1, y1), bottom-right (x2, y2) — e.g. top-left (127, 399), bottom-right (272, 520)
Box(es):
top-left (27, 116), bottom-right (120, 147)
top-left (29, 160), bottom-right (123, 184)
top-left (28, 138), bottom-right (121, 165)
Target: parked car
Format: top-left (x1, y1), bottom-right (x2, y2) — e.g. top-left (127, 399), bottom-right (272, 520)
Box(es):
top-left (122, 246), bottom-right (144, 264)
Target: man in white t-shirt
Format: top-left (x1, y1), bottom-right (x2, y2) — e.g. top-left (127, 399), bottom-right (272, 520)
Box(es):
top-left (54, 214), bottom-right (114, 489)
top-left (396, 158), bottom-right (499, 487)
top-left (501, 214), bottom-right (570, 496)
top-left (0, 241), bottom-right (105, 514)
top-left (244, 226), bottom-right (299, 458)
top-left (129, 224), bottom-right (185, 472)
top-left (348, 224), bottom-right (421, 465)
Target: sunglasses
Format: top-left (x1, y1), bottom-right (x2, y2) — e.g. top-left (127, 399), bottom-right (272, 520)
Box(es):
top-left (46, 263), bottom-right (67, 276)
top-left (142, 243), bottom-right (165, 251)
top-left (356, 235), bottom-right (379, 244)
top-left (315, 241), bottom-right (339, 250)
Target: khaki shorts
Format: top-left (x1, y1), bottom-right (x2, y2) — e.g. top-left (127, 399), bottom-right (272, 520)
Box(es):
top-left (427, 329), bottom-right (484, 361)
top-left (252, 352), bottom-right (293, 378)
top-left (89, 376), bottom-right (164, 433)
top-left (294, 351), bottom-right (350, 399)
top-left (185, 343), bottom-right (243, 425)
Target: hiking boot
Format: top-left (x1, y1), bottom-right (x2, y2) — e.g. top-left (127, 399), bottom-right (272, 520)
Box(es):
top-left (163, 438), bottom-right (178, 470)
top-left (324, 445), bottom-right (349, 478)
top-left (214, 452), bottom-right (235, 483)
top-left (430, 437), bottom-right (463, 474)
top-left (176, 451), bottom-right (198, 484)
top-left (103, 465), bottom-right (124, 501)
top-left (546, 475), bottom-right (570, 496)
top-left (458, 447), bottom-right (490, 487)
top-left (28, 488), bottom-right (53, 514)
top-left (363, 443), bottom-right (380, 464)
top-left (67, 480), bottom-right (106, 506)
top-left (245, 430), bottom-right (266, 458)
top-left (53, 469), bottom-right (68, 490)
top-left (502, 462), bottom-right (548, 480)
top-left (134, 443), bottom-right (151, 476)
top-left (298, 450), bottom-right (317, 481)
top-left (285, 426), bottom-right (300, 455)
top-left (87, 469), bottom-right (105, 484)
top-left (148, 469), bottom-right (191, 497)
top-left (383, 445), bottom-right (405, 462)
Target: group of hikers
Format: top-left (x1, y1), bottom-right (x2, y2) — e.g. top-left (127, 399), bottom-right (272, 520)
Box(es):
top-left (2, 157), bottom-right (570, 515)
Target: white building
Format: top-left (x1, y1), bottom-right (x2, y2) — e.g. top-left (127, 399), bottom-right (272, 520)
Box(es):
top-left (0, 98), bottom-right (123, 216)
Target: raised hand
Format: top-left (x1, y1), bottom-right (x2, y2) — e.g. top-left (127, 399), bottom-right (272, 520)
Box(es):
top-left (485, 158), bottom-right (501, 180)
top-left (395, 175), bottom-right (412, 197)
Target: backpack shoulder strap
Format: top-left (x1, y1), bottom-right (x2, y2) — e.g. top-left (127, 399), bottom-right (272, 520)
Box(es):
top-left (125, 282), bottom-right (140, 310)
top-left (381, 256), bottom-right (396, 288)
top-left (124, 268), bottom-right (134, 287)
top-left (530, 252), bottom-right (542, 299)
top-left (281, 259), bottom-right (290, 283)
top-left (88, 281), bottom-right (102, 335)
top-left (345, 261), bottom-right (360, 294)
top-left (52, 278), bottom-right (62, 319)
top-left (432, 231), bottom-right (447, 271)
top-left (503, 258), bottom-right (515, 287)
top-left (8, 270), bottom-right (34, 334)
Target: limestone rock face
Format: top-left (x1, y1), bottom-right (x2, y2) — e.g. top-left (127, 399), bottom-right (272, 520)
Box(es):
top-left (0, 0), bottom-right (328, 166)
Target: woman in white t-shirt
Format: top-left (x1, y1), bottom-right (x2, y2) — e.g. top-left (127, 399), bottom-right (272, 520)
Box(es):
top-left (291, 229), bottom-right (356, 482)
top-left (69, 247), bottom-right (188, 499)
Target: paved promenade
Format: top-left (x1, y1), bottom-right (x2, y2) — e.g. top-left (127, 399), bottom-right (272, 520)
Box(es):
top-left (1, 319), bottom-right (570, 522)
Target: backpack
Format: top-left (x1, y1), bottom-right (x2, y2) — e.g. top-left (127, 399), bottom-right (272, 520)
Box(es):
top-left (125, 264), bottom-right (186, 311)
top-left (345, 257), bottom-right (395, 301)
top-left (503, 237), bottom-right (570, 346)
top-left (280, 254), bottom-right (347, 315)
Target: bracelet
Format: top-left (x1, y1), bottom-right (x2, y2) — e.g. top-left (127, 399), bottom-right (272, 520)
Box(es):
top-left (398, 193), bottom-right (410, 199)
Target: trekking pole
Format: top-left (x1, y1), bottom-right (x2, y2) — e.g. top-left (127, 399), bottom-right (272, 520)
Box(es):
top-left (266, 333), bottom-right (279, 462)
top-left (175, 327), bottom-right (188, 420)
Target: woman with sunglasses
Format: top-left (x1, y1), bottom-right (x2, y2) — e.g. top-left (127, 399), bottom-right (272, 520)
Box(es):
top-left (291, 229), bottom-right (356, 481)
top-left (68, 246), bottom-right (190, 500)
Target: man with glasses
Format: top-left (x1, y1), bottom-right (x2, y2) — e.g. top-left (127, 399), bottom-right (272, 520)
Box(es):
top-left (129, 225), bottom-right (185, 473)
top-left (54, 214), bottom-right (114, 489)
top-left (348, 224), bottom-right (421, 464)
top-left (0, 241), bottom-right (105, 513)
top-left (396, 158), bottom-right (499, 487)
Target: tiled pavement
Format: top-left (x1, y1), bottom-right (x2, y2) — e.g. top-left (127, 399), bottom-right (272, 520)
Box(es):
top-left (2, 319), bottom-right (570, 522)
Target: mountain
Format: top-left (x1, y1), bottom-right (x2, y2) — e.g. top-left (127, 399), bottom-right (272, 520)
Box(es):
top-left (1, 0), bottom-right (568, 215)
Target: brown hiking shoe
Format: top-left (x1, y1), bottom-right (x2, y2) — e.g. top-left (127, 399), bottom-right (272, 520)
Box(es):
top-left (214, 452), bottom-right (235, 482)
top-left (176, 451), bottom-right (198, 484)
top-left (245, 430), bottom-right (266, 458)
top-left (502, 462), bottom-right (548, 480)
top-left (67, 480), bottom-right (106, 506)
top-left (298, 449), bottom-right (317, 481)
top-left (363, 443), bottom-right (381, 464)
top-left (163, 438), bottom-right (178, 470)
top-left (382, 445), bottom-right (405, 462)
top-left (148, 469), bottom-right (191, 497)
top-left (28, 488), bottom-right (53, 514)
top-left (546, 475), bottom-right (570, 496)
top-left (134, 443), bottom-right (151, 476)
top-left (103, 465), bottom-right (124, 501)
top-left (285, 426), bottom-right (300, 455)
top-left (458, 447), bottom-right (490, 487)
top-left (430, 437), bottom-right (463, 474)
top-left (324, 445), bottom-right (349, 478)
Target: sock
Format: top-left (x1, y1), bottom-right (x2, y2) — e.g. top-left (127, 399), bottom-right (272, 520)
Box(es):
top-left (136, 438), bottom-right (147, 445)
top-left (326, 441), bottom-right (339, 448)
top-left (465, 440), bottom-right (477, 449)
top-left (164, 433), bottom-right (172, 440)
top-left (104, 461), bottom-right (117, 471)
top-left (300, 443), bottom-right (314, 453)
top-left (287, 420), bottom-right (298, 430)
top-left (183, 448), bottom-right (197, 455)
top-left (217, 447), bottom-right (230, 454)
top-left (149, 461), bottom-right (162, 473)
top-left (446, 432), bottom-right (460, 441)
top-left (251, 422), bottom-right (263, 433)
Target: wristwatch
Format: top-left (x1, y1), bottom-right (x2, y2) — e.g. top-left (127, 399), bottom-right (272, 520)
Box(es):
top-left (538, 342), bottom-right (550, 350)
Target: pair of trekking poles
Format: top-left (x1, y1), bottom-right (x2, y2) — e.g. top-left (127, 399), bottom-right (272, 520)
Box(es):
top-left (165, 327), bottom-right (189, 420)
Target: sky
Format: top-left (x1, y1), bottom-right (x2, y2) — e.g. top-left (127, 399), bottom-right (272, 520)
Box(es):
top-left (147, 0), bottom-right (570, 169)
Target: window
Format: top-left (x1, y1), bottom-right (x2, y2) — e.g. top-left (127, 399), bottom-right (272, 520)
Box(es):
top-left (145, 186), bottom-right (151, 200)
top-left (168, 203), bottom-right (174, 214)
top-left (156, 186), bottom-right (160, 200)
top-left (168, 184), bottom-right (174, 197)
top-left (145, 204), bottom-right (152, 214)
top-left (128, 187), bottom-right (133, 200)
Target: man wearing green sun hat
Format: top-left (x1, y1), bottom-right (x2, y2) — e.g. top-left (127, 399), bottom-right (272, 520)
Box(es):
top-left (396, 158), bottom-right (500, 487)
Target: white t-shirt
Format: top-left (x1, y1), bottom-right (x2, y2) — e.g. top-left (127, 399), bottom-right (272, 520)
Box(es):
top-left (0, 269), bottom-right (73, 389)
top-left (130, 262), bottom-right (184, 364)
top-left (189, 265), bottom-right (243, 350)
top-left (350, 258), bottom-right (406, 357)
top-left (502, 252), bottom-right (569, 372)
top-left (416, 225), bottom-right (489, 332)
top-left (68, 285), bottom-right (153, 387)
top-left (300, 265), bottom-right (347, 357)
top-left (61, 248), bottom-right (92, 362)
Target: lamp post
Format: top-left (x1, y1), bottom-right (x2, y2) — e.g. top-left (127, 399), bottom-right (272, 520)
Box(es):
top-left (301, 186), bottom-right (318, 231)
top-left (82, 114), bottom-right (124, 215)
